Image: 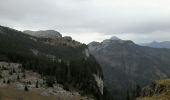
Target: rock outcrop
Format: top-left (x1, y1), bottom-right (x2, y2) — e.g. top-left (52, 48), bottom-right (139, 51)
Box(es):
top-left (24, 30), bottom-right (62, 38)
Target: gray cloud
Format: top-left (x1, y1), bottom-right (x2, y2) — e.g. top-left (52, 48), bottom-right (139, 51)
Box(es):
top-left (0, 0), bottom-right (170, 43)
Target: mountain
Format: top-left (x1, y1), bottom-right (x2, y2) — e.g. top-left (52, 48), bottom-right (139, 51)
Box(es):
top-left (23, 30), bottom-right (62, 38)
top-left (140, 41), bottom-right (170, 49)
top-left (88, 37), bottom-right (170, 100)
top-left (24, 30), bottom-right (81, 47)
top-left (138, 79), bottom-right (170, 100)
top-left (0, 25), bottom-right (110, 100)
top-left (110, 36), bottom-right (121, 41)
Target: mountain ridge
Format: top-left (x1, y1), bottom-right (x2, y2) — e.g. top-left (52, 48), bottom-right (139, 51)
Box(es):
top-left (0, 25), bottom-right (110, 100)
top-left (140, 41), bottom-right (170, 49)
top-left (23, 30), bottom-right (62, 38)
top-left (88, 37), bottom-right (170, 100)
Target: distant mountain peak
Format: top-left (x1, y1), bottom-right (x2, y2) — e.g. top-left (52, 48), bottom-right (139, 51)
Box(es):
top-left (139, 41), bottom-right (170, 49)
top-left (151, 41), bottom-right (158, 43)
top-left (110, 36), bottom-right (121, 40)
top-left (101, 36), bottom-right (135, 46)
top-left (88, 41), bottom-right (100, 46)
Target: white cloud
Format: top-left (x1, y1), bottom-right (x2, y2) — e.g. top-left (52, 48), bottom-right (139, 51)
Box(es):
top-left (0, 0), bottom-right (170, 43)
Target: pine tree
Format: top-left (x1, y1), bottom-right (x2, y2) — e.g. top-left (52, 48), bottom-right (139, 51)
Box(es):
top-left (135, 85), bottom-right (141, 97)
top-left (7, 79), bottom-right (10, 84)
top-left (17, 75), bottom-right (20, 80)
top-left (126, 90), bottom-right (130, 100)
top-left (0, 74), bottom-right (2, 78)
top-left (36, 80), bottom-right (39, 88)
top-left (24, 85), bottom-right (29, 91)
top-left (23, 73), bottom-right (26, 79)
top-left (9, 70), bottom-right (13, 75)
top-left (3, 79), bottom-right (6, 83)
top-left (12, 68), bottom-right (16, 73)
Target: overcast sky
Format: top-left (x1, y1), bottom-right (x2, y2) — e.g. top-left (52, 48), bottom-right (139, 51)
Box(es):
top-left (0, 0), bottom-right (170, 44)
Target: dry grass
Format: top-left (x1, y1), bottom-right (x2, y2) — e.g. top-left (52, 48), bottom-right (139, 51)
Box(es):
top-left (0, 86), bottom-right (56, 100)
top-left (0, 86), bottom-right (84, 100)
top-left (138, 92), bottom-right (170, 100)
top-left (155, 79), bottom-right (170, 86)
top-left (138, 79), bottom-right (170, 100)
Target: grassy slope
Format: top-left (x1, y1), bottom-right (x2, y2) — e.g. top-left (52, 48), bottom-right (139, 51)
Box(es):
top-left (0, 86), bottom-right (86, 100)
top-left (138, 93), bottom-right (170, 100)
top-left (138, 79), bottom-right (170, 100)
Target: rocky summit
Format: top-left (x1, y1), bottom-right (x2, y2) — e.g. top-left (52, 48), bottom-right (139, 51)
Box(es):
top-left (24, 30), bottom-right (62, 38)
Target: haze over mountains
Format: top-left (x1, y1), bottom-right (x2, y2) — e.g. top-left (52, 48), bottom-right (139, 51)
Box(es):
top-left (140, 41), bottom-right (170, 49)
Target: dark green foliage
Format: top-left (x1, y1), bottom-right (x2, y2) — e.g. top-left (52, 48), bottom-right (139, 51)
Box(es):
top-left (23, 73), bottom-right (26, 79)
top-left (24, 85), bottom-right (29, 91)
top-left (9, 70), bottom-right (13, 75)
top-left (12, 68), bottom-right (16, 73)
top-left (0, 74), bottom-right (2, 78)
top-left (134, 85), bottom-right (141, 97)
top-left (36, 80), bottom-right (38, 88)
top-left (1, 66), bottom-right (7, 70)
top-left (102, 87), bottom-right (114, 100)
top-left (17, 75), bottom-right (20, 80)
top-left (126, 90), bottom-right (130, 100)
top-left (7, 79), bottom-right (10, 84)
top-left (3, 79), bottom-right (5, 83)
top-left (28, 81), bottom-right (32, 85)
top-left (45, 77), bottom-right (55, 87)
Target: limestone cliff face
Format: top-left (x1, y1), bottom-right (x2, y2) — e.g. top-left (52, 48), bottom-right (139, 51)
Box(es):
top-left (88, 37), bottom-right (170, 100)
top-left (94, 74), bottom-right (104, 95)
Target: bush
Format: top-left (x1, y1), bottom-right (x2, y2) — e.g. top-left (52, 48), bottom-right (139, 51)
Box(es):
top-left (36, 80), bottom-right (39, 88)
top-left (7, 80), bottom-right (10, 84)
top-left (24, 85), bottom-right (29, 91)
top-left (3, 79), bottom-right (5, 83)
